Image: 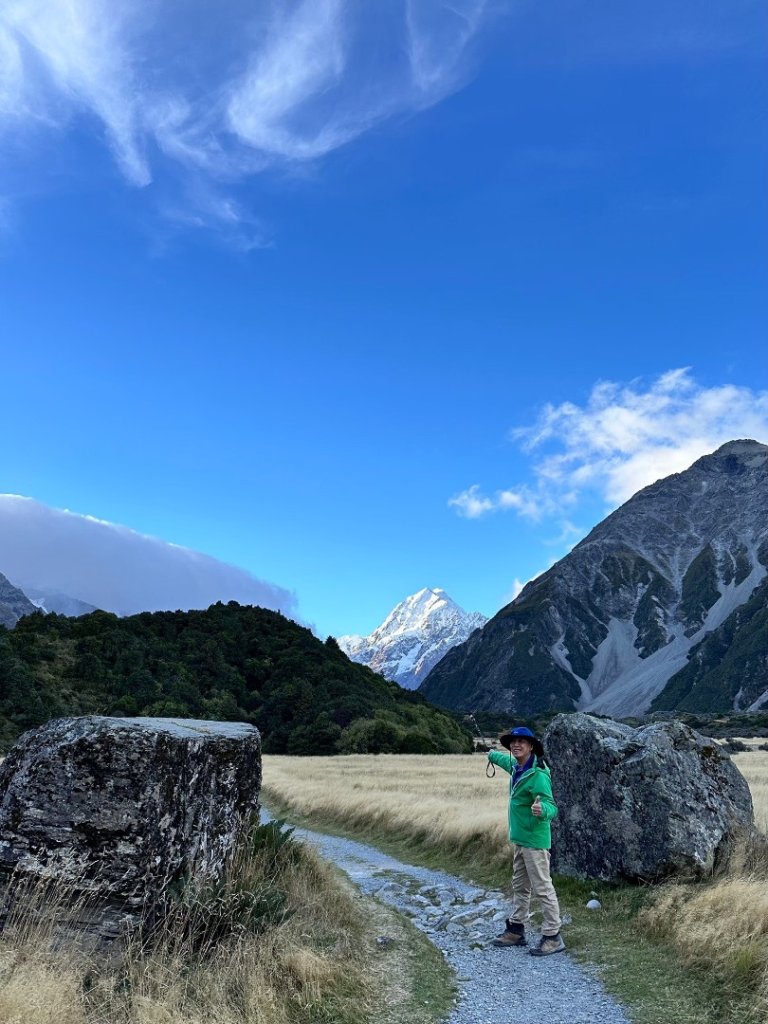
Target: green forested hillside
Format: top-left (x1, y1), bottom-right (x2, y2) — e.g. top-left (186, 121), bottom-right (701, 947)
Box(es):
top-left (0, 603), bottom-right (472, 755)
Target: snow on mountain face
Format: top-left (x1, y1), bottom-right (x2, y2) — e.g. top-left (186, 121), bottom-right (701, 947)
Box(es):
top-left (420, 440), bottom-right (768, 718)
top-left (338, 588), bottom-right (488, 689)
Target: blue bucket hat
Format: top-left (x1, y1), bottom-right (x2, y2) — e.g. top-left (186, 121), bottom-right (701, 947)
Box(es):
top-left (499, 726), bottom-right (544, 757)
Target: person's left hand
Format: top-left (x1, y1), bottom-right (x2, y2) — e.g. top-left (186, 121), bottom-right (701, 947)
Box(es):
top-left (531, 795), bottom-right (543, 818)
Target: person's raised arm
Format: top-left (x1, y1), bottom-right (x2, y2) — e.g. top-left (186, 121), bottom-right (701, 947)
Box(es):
top-left (487, 749), bottom-right (514, 775)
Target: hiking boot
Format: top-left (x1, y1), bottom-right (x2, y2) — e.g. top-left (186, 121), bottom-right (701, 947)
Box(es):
top-left (491, 919), bottom-right (527, 947)
top-left (529, 932), bottom-right (565, 956)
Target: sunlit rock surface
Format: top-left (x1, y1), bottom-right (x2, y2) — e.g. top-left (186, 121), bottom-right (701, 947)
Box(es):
top-left (545, 712), bottom-right (753, 881)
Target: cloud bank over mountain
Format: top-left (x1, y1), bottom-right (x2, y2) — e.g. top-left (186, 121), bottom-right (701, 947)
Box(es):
top-left (0, 495), bottom-right (297, 618)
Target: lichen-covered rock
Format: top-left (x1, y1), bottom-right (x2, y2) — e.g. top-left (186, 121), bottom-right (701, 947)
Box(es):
top-left (0, 716), bottom-right (261, 937)
top-left (545, 712), bottom-right (753, 881)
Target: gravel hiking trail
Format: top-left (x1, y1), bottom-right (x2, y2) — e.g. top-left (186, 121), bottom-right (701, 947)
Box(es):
top-left (276, 816), bottom-right (632, 1024)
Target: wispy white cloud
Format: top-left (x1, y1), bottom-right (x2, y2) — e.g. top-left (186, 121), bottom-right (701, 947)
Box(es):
top-left (0, 0), bottom-right (491, 240)
top-left (159, 181), bottom-right (269, 253)
top-left (449, 482), bottom-right (546, 520)
top-left (502, 560), bottom-right (556, 606)
top-left (0, 494), bottom-right (297, 618)
top-left (1, 0), bottom-right (150, 184)
top-left (227, 0), bottom-right (349, 161)
top-left (449, 484), bottom-right (497, 519)
top-left (452, 368), bottom-right (768, 519)
top-left (405, 0), bottom-right (486, 96)
top-left (542, 520), bottom-right (583, 547)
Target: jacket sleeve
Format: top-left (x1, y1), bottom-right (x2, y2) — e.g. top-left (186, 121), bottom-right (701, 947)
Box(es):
top-left (488, 750), bottom-right (514, 775)
top-left (533, 771), bottom-right (558, 822)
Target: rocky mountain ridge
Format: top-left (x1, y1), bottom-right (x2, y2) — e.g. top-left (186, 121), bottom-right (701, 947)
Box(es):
top-left (420, 440), bottom-right (768, 717)
top-left (0, 572), bottom-right (97, 627)
top-left (338, 587), bottom-right (487, 689)
top-left (0, 572), bottom-right (37, 629)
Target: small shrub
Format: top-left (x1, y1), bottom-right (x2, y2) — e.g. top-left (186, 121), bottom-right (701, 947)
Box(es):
top-left (723, 738), bottom-right (749, 753)
top-left (147, 818), bottom-right (298, 954)
top-left (397, 732), bottom-right (439, 754)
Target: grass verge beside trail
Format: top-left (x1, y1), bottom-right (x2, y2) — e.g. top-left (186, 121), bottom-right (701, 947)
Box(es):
top-left (263, 753), bottom-right (768, 1024)
top-left (363, 890), bottom-right (457, 1024)
top-left (0, 817), bottom-right (452, 1024)
top-left (265, 793), bottom-right (729, 1024)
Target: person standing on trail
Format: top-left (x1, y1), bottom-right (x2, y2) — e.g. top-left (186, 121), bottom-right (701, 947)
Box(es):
top-left (487, 726), bottom-right (565, 956)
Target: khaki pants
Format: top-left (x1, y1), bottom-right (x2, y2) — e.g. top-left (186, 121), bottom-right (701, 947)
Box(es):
top-left (509, 846), bottom-right (561, 936)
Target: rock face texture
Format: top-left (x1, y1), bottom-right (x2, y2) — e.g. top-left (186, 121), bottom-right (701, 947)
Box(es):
top-left (420, 440), bottom-right (768, 717)
top-left (338, 588), bottom-right (487, 689)
top-left (0, 571), bottom-right (37, 628)
top-left (0, 716), bottom-right (261, 938)
top-left (544, 713), bottom-right (753, 881)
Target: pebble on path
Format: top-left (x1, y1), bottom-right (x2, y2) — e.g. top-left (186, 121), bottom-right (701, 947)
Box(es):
top-left (274, 818), bottom-right (632, 1024)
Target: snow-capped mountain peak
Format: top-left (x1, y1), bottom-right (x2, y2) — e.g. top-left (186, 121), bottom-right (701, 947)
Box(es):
top-left (338, 588), bottom-right (487, 689)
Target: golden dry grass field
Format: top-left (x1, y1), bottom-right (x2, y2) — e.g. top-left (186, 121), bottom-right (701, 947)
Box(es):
top-left (263, 748), bottom-right (768, 1024)
top-left (263, 754), bottom-right (513, 879)
top-left (730, 743), bottom-right (768, 834)
top-left (263, 746), bottom-right (768, 857)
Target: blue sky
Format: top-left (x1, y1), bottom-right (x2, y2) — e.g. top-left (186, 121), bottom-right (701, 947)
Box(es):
top-left (1, 0), bottom-right (767, 638)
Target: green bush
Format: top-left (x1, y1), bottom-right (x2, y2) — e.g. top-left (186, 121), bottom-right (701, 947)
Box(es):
top-left (155, 818), bottom-right (297, 953)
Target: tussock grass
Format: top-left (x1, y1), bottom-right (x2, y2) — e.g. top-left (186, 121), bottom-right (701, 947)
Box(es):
top-left (264, 752), bottom-right (768, 1024)
top-left (634, 744), bottom-right (768, 1024)
top-left (732, 745), bottom-right (768, 834)
top-left (0, 950), bottom-right (86, 1024)
top-left (263, 754), bottom-right (512, 884)
top-left (0, 820), bottom-right (380, 1024)
top-left (637, 863), bottom-right (768, 1022)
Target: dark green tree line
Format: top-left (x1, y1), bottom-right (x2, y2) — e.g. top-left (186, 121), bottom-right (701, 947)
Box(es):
top-left (0, 603), bottom-right (472, 755)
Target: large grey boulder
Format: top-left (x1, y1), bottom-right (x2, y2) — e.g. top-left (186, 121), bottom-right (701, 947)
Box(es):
top-left (0, 716), bottom-right (261, 938)
top-left (544, 713), bottom-right (753, 881)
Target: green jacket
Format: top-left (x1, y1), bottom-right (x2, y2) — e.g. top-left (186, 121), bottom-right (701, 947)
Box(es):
top-left (488, 751), bottom-right (558, 850)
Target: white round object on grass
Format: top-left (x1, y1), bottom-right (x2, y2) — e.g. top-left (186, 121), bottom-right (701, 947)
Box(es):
top-left (586, 899), bottom-right (602, 910)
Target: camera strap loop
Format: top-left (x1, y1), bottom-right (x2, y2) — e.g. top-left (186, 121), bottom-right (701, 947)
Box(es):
top-left (486, 761), bottom-right (496, 778)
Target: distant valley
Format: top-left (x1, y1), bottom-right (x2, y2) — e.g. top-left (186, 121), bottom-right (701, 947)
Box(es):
top-left (3, 439), bottom-right (768, 728)
top-left (0, 573), bottom-right (97, 628)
